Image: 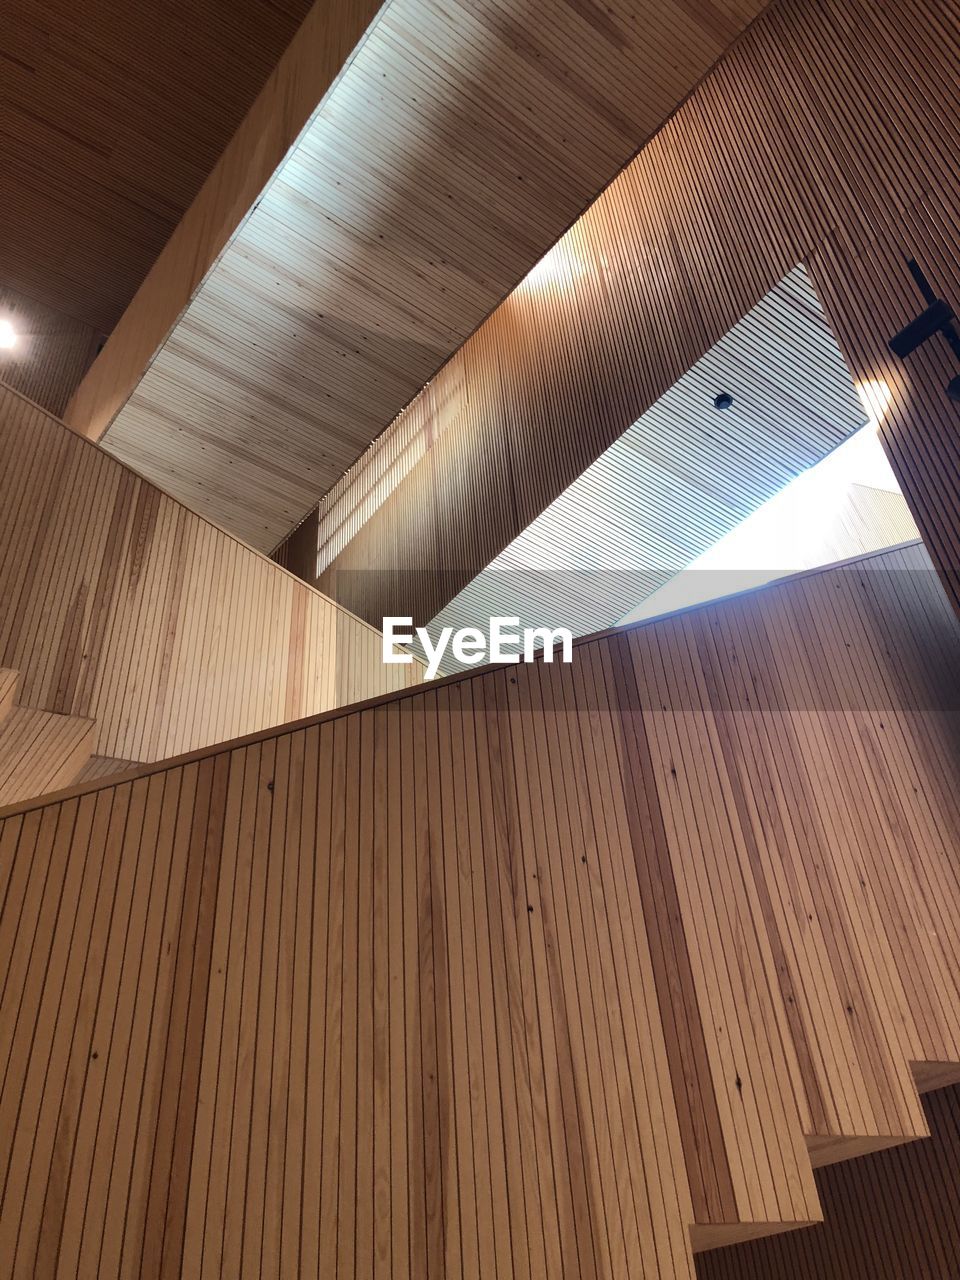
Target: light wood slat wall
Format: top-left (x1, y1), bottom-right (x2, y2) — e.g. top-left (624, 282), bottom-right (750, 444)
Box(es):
top-left (808, 204), bottom-right (960, 618)
top-left (62, 0), bottom-right (384, 441)
top-left (697, 1083), bottom-right (960, 1278)
top-left (72, 755), bottom-right (139, 784)
top-left (0, 381), bottom-right (423, 763)
top-left (3, 539), bottom-right (960, 1275)
top-left (288, 0), bottom-right (960, 631)
top-left (0, 0), bottom-right (314, 334)
top-left (95, 0), bottom-right (767, 550)
top-left (0, 707), bottom-right (95, 805)
top-left (0, 286), bottom-right (102, 415)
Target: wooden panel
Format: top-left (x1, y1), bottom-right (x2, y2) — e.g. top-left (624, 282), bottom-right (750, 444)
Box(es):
top-left (0, 706), bottom-right (94, 805)
top-left (0, 285), bottom-right (101, 415)
top-left (697, 1083), bottom-right (960, 1278)
top-left (0, 0), bottom-right (314, 334)
top-left (0, 380), bottom-right (423, 764)
top-left (72, 755), bottom-right (139, 784)
top-left (3, 539), bottom-right (960, 1274)
top-left (94, 0), bottom-right (767, 549)
top-left (0, 669), bottom-right (19, 718)
top-left (288, 0), bottom-right (960, 632)
top-left (61, 0), bottom-right (407, 442)
top-left (808, 205), bottom-right (960, 619)
top-left (425, 264), bottom-right (873, 652)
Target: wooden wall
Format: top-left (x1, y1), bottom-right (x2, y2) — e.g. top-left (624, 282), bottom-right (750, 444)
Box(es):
top-left (0, 285), bottom-right (101, 415)
top-left (95, 0), bottom-right (766, 551)
top-left (0, 381), bottom-right (422, 764)
top-left (62, 0), bottom-right (384, 442)
top-left (287, 0), bottom-right (960, 630)
top-left (4, 539), bottom-right (960, 1276)
top-left (697, 1083), bottom-right (960, 1278)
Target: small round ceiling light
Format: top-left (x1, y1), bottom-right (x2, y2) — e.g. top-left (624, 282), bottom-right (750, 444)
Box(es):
top-left (0, 319), bottom-right (16, 351)
top-left (713, 391), bottom-right (734, 410)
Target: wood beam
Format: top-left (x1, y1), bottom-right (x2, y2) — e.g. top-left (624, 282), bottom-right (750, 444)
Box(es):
top-left (62, 0), bottom-right (384, 442)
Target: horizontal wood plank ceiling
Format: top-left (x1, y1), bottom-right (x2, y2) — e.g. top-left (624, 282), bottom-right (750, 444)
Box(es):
top-left (100, 0), bottom-right (767, 550)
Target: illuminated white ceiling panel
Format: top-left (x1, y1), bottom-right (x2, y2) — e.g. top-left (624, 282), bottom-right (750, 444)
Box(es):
top-left (423, 264), bottom-right (906, 666)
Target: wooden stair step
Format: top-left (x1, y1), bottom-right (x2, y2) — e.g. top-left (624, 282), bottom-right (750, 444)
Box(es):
top-left (0, 668), bottom-right (20, 720)
top-left (0, 705), bottom-right (96, 806)
top-left (71, 754), bottom-right (138, 785)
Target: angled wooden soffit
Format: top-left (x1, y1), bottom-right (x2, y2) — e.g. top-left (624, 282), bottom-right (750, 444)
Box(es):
top-left (62, 0), bottom-right (387, 443)
top-left (297, 0), bottom-right (960, 631)
top-left (83, 0), bottom-right (769, 549)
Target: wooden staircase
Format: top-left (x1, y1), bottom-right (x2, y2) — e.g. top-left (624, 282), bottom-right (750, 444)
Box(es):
top-left (0, 668), bottom-right (96, 806)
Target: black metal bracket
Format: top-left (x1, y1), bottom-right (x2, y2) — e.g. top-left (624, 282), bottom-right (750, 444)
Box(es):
top-left (888, 259), bottom-right (960, 402)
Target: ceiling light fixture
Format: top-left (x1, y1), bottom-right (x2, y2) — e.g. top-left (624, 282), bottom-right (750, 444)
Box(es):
top-left (0, 319), bottom-right (16, 350)
top-left (714, 392), bottom-right (734, 410)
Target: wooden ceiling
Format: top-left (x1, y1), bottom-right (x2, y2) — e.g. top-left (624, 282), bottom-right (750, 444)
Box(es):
top-left (0, 0), bottom-right (313, 334)
top-left (100, 0), bottom-right (767, 551)
top-left (424, 265), bottom-right (874, 664)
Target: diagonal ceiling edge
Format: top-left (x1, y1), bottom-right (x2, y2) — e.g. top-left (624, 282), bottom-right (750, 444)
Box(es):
top-left (100, 0), bottom-right (769, 551)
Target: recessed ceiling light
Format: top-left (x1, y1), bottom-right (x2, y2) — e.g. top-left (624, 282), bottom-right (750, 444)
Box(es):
top-left (0, 319), bottom-right (16, 350)
top-left (714, 391), bottom-right (734, 410)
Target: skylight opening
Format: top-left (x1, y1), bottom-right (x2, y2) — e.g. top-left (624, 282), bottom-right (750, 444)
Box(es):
top-left (619, 384), bottom-right (917, 625)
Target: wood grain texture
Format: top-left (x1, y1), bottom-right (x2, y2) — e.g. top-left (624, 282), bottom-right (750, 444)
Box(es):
top-left (0, 706), bottom-right (94, 805)
top-left (62, 0), bottom-right (393, 443)
top-left (0, 0), bottom-right (313, 335)
top-left (285, 0), bottom-right (960, 632)
top-left (2, 539), bottom-right (960, 1275)
top-left (423, 263), bottom-right (878, 653)
top-left (72, 755), bottom-right (139, 784)
top-left (0, 381), bottom-right (423, 764)
top-left (94, 0), bottom-right (767, 548)
top-left (0, 286), bottom-right (102, 415)
top-left (697, 1083), bottom-right (960, 1277)
top-left (0, 666), bottom-right (96, 804)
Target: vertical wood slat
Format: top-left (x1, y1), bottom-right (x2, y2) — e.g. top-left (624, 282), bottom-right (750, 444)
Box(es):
top-left (3, 538), bottom-right (960, 1274)
top-left (0, 705), bottom-right (96, 805)
top-left (0, 381), bottom-right (423, 764)
top-left (290, 0), bottom-right (960, 636)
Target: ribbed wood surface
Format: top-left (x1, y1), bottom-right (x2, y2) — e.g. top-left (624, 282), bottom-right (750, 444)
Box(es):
top-left (0, 669), bottom-right (18, 719)
top-left (809, 208), bottom-right (960, 618)
top-left (421, 264), bottom-right (868, 654)
top-left (0, 285), bottom-right (101, 415)
top-left (286, 0), bottom-right (960, 633)
top-left (72, 755), bottom-right (139, 784)
top-left (0, 706), bottom-right (94, 806)
top-left (94, 0), bottom-right (766, 549)
top-left (697, 1083), bottom-right (960, 1278)
top-left (0, 381), bottom-right (423, 764)
top-left (0, 0), bottom-right (313, 335)
top-left (64, 0), bottom-right (385, 443)
top-left (2, 540), bottom-right (960, 1275)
